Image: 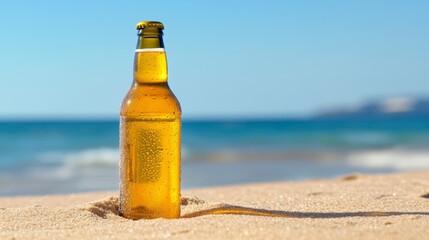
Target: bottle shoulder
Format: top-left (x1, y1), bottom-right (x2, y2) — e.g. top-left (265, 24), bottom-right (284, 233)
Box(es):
top-left (120, 82), bottom-right (181, 117)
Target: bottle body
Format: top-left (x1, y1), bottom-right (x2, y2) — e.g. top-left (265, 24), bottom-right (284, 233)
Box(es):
top-left (119, 22), bottom-right (181, 219)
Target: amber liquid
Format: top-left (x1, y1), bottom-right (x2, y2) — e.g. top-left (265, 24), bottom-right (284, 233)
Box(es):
top-left (119, 49), bottom-right (181, 219)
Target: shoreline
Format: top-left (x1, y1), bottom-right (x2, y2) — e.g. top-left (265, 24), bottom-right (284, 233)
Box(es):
top-left (1, 171), bottom-right (429, 239)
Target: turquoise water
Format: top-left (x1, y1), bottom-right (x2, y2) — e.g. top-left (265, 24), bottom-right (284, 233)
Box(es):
top-left (0, 118), bottom-right (428, 195)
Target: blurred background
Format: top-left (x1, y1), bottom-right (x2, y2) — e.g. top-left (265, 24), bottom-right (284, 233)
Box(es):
top-left (0, 0), bottom-right (428, 195)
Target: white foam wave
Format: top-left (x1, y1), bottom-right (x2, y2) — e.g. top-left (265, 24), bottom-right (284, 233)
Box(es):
top-left (31, 148), bottom-right (119, 180)
top-left (347, 149), bottom-right (429, 170)
top-left (38, 148), bottom-right (119, 168)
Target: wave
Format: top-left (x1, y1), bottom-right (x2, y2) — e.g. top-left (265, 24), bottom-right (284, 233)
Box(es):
top-left (37, 148), bottom-right (119, 168)
top-left (346, 149), bottom-right (429, 170)
top-left (35, 146), bottom-right (429, 173)
top-left (29, 148), bottom-right (119, 180)
top-left (185, 148), bottom-right (429, 171)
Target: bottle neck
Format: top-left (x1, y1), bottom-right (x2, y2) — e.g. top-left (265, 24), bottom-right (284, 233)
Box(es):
top-left (134, 30), bottom-right (168, 84)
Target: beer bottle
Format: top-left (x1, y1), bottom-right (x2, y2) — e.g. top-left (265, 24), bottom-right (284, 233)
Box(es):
top-left (119, 21), bottom-right (181, 219)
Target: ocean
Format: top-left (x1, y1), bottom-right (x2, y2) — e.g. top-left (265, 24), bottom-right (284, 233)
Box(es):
top-left (1, 118), bottom-right (428, 196)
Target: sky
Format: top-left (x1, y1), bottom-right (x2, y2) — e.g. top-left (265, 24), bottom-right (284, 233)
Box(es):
top-left (0, 0), bottom-right (428, 119)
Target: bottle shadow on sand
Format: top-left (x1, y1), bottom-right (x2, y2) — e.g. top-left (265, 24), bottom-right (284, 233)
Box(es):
top-left (179, 196), bottom-right (429, 219)
top-left (181, 203), bottom-right (429, 219)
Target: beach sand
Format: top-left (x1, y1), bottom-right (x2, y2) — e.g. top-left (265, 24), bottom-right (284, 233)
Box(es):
top-left (1, 172), bottom-right (428, 239)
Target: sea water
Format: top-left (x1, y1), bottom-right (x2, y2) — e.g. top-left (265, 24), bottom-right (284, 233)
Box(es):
top-left (0, 118), bottom-right (428, 195)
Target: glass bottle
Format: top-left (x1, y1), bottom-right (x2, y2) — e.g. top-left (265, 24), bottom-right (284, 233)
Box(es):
top-left (119, 21), bottom-right (181, 219)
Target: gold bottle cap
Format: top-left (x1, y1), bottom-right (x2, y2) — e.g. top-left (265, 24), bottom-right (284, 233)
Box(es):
top-left (136, 21), bottom-right (164, 30)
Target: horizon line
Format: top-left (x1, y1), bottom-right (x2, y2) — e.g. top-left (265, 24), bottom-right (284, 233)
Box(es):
top-left (0, 114), bottom-right (313, 122)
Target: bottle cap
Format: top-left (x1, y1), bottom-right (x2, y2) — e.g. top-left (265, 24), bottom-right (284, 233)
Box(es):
top-left (136, 21), bottom-right (164, 30)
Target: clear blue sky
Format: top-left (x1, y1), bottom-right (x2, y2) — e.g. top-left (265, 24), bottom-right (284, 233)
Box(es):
top-left (0, 0), bottom-right (428, 119)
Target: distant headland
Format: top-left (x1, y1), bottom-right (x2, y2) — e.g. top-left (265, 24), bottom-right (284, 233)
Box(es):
top-left (315, 96), bottom-right (429, 119)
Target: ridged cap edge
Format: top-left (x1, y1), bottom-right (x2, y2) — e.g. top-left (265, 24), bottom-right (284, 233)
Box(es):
top-left (136, 21), bottom-right (164, 30)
